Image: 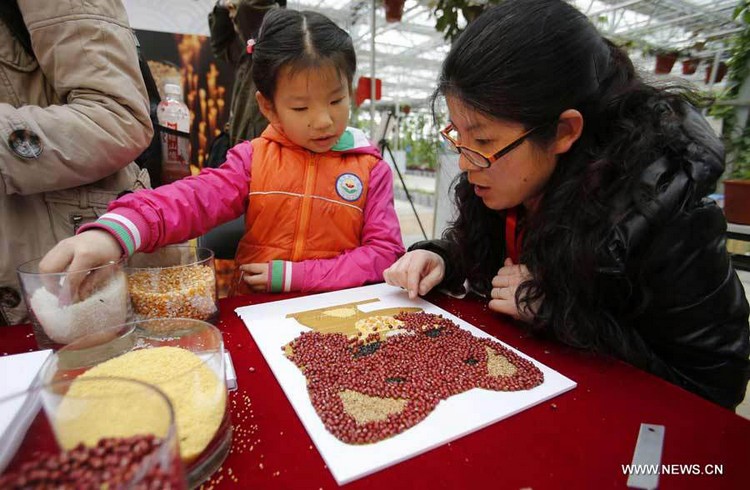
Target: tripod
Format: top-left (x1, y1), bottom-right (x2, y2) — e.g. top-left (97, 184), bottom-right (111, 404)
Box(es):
top-left (377, 113), bottom-right (428, 241)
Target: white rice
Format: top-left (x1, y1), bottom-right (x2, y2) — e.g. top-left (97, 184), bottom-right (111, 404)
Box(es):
top-left (29, 273), bottom-right (129, 344)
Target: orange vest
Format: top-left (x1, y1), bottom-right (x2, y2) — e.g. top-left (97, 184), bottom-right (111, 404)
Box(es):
top-left (233, 126), bottom-right (379, 294)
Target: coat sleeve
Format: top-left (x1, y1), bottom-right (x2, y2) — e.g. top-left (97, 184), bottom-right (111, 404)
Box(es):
top-left (77, 143), bottom-right (253, 255)
top-left (208, 1), bottom-right (241, 65)
top-left (0, 0), bottom-right (153, 197)
top-left (208, 0), bottom-right (279, 65)
top-left (267, 160), bottom-right (405, 292)
top-left (629, 200), bottom-right (750, 409)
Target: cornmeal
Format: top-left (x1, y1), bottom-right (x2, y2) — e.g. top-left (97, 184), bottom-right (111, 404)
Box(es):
top-left (58, 346), bottom-right (225, 461)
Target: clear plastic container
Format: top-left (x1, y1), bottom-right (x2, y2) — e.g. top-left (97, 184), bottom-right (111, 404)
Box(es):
top-left (16, 259), bottom-right (129, 350)
top-left (0, 377), bottom-right (186, 488)
top-left (127, 246), bottom-right (218, 324)
top-left (158, 83), bottom-right (191, 183)
top-left (38, 318), bottom-right (231, 488)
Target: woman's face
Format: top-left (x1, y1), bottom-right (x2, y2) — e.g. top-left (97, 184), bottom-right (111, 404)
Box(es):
top-left (446, 95), bottom-right (559, 211)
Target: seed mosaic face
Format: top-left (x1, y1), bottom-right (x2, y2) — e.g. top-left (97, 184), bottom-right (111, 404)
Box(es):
top-left (284, 305), bottom-right (544, 445)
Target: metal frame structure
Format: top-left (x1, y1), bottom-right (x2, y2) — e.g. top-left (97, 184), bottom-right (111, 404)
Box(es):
top-left (286, 0), bottom-right (745, 106)
top-left (588, 0), bottom-right (741, 52)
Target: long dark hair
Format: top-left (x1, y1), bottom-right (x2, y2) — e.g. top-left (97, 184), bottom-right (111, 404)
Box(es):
top-left (437, 0), bottom-right (702, 354)
top-left (251, 9), bottom-right (356, 101)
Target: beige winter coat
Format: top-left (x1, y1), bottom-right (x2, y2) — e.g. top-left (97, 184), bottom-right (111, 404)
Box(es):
top-left (0, 0), bottom-right (153, 325)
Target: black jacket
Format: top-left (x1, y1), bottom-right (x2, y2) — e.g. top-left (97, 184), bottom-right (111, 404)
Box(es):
top-left (208, 0), bottom-right (280, 146)
top-left (414, 108), bottom-right (750, 409)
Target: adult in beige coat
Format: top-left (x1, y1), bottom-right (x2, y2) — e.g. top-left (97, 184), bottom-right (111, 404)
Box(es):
top-left (0, 0), bottom-right (153, 325)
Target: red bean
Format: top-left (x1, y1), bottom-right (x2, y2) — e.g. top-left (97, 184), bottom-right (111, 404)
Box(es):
top-left (0, 435), bottom-right (182, 489)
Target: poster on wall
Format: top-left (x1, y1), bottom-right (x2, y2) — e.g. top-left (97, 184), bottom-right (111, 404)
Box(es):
top-left (135, 29), bottom-right (234, 171)
top-left (134, 27), bottom-right (238, 298)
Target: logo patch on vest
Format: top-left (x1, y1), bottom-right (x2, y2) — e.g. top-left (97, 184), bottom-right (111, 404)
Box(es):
top-left (335, 173), bottom-right (364, 202)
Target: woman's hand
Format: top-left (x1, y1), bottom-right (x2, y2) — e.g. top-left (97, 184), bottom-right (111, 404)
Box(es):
top-left (239, 263), bottom-right (268, 292)
top-left (383, 250), bottom-right (445, 299)
top-left (489, 258), bottom-right (538, 323)
top-left (38, 230), bottom-right (123, 302)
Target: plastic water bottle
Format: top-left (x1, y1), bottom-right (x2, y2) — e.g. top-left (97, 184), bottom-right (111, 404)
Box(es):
top-left (157, 83), bottom-right (191, 183)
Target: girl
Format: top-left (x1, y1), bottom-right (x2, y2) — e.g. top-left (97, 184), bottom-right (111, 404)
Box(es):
top-left (384, 0), bottom-right (749, 409)
top-left (41, 9), bottom-right (404, 295)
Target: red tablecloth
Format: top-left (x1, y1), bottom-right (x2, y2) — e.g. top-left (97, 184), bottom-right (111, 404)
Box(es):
top-left (3, 292), bottom-right (749, 489)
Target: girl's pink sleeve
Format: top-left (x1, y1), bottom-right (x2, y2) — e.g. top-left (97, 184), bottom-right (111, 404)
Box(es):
top-left (77, 142), bottom-right (253, 255)
top-left (267, 160), bottom-right (405, 293)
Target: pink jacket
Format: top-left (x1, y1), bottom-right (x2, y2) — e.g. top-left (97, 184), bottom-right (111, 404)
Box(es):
top-left (80, 127), bottom-right (405, 293)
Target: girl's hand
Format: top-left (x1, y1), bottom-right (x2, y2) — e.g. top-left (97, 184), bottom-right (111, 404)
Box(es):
top-left (383, 250), bottom-right (445, 299)
top-left (38, 230), bottom-right (123, 302)
top-left (489, 258), bottom-right (537, 323)
top-left (240, 263), bottom-right (269, 292)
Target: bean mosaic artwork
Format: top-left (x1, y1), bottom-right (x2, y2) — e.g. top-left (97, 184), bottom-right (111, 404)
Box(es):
top-left (284, 308), bottom-right (544, 445)
top-left (0, 435), bottom-right (181, 489)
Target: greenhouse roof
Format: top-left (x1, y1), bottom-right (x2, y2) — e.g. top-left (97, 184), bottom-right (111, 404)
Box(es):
top-left (286, 0), bottom-right (745, 105)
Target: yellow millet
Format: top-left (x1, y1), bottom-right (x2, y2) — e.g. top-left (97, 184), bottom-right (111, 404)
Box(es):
top-left (322, 307), bottom-right (357, 318)
top-left (59, 346), bottom-right (225, 462)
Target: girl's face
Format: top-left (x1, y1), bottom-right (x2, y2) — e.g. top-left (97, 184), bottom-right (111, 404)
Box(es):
top-left (257, 64), bottom-right (351, 153)
top-left (446, 96), bottom-right (562, 212)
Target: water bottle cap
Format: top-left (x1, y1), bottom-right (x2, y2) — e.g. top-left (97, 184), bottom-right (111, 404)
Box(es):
top-left (164, 83), bottom-right (182, 96)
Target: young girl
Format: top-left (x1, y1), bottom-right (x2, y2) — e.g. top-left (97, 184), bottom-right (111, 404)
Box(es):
top-left (41, 9), bottom-right (404, 295)
top-left (384, 0), bottom-right (749, 409)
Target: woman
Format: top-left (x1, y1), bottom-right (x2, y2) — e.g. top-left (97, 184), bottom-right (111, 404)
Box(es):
top-left (384, 0), bottom-right (749, 409)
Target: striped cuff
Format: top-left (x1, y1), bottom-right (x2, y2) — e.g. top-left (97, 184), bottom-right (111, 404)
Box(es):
top-left (267, 260), bottom-right (302, 293)
top-left (77, 212), bottom-right (143, 256)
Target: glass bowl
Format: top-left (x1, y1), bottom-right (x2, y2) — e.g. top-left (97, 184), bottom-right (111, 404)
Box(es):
top-left (0, 377), bottom-right (185, 488)
top-left (38, 318), bottom-right (231, 488)
top-left (16, 258), bottom-right (129, 350)
top-left (127, 246), bottom-right (218, 324)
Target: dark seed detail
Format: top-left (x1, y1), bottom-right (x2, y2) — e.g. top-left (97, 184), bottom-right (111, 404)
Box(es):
top-left (353, 341), bottom-right (381, 357)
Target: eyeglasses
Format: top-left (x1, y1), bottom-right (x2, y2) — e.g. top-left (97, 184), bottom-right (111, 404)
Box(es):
top-left (439, 123), bottom-right (543, 169)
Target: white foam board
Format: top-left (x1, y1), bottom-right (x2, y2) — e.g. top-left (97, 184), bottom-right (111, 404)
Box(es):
top-left (0, 349), bottom-right (53, 473)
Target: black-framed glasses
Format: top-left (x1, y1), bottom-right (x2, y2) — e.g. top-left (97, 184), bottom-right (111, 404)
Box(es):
top-left (440, 123), bottom-right (543, 168)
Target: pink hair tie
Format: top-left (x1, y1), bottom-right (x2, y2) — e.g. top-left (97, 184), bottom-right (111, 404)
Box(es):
top-left (246, 39), bottom-right (256, 54)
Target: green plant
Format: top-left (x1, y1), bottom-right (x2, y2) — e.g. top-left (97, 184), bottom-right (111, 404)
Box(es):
top-left (430, 0), bottom-right (503, 41)
top-left (400, 112), bottom-right (444, 170)
top-left (710, 0), bottom-right (750, 180)
top-left (349, 104), bottom-right (364, 129)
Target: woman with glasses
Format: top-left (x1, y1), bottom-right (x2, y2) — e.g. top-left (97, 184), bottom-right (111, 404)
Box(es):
top-left (384, 0), bottom-right (749, 409)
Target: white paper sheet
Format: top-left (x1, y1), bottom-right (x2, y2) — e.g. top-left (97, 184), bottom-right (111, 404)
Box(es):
top-left (0, 350), bottom-right (53, 473)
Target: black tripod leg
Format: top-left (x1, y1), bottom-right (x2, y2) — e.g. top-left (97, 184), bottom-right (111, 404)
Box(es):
top-left (381, 140), bottom-right (428, 241)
